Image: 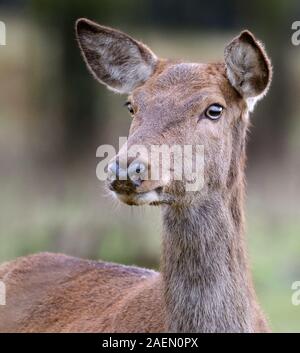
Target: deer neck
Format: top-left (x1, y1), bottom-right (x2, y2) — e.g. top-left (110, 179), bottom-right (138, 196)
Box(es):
top-left (161, 185), bottom-right (256, 333)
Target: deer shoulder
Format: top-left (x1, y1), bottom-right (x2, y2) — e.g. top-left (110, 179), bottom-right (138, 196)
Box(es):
top-left (0, 252), bottom-right (164, 332)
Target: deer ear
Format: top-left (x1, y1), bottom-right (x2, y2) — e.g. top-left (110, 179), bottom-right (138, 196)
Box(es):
top-left (76, 18), bottom-right (158, 94)
top-left (224, 30), bottom-right (272, 110)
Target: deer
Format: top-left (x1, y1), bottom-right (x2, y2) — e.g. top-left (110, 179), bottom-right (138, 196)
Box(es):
top-left (0, 18), bottom-right (272, 333)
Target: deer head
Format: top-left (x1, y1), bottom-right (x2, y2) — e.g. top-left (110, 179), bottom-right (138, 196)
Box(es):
top-left (76, 19), bottom-right (272, 207)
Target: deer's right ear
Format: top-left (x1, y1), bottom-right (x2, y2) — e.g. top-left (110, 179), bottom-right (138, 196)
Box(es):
top-left (76, 18), bottom-right (158, 94)
top-left (224, 30), bottom-right (272, 110)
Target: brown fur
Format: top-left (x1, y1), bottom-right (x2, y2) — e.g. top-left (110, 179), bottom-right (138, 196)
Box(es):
top-left (0, 253), bottom-right (164, 332)
top-left (0, 19), bottom-right (272, 332)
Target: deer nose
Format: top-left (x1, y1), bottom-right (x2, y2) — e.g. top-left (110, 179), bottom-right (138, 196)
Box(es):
top-left (107, 160), bottom-right (147, 194)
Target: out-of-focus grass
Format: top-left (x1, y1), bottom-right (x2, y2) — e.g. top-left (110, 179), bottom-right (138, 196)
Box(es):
top-left (248, 210), bottom-right (300, 332)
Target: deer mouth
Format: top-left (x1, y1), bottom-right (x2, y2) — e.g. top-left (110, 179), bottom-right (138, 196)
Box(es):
top-left (111, 187), bottom-right (174, 206)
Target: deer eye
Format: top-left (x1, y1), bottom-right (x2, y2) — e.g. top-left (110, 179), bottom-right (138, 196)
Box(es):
top-left (205, 104), bottom-right (223, 120)
top-left (125, 101), bottom-right (135, 115)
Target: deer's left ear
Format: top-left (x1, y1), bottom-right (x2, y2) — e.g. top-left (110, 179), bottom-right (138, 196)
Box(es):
top-left (224, 30), bottom-right (272, 110)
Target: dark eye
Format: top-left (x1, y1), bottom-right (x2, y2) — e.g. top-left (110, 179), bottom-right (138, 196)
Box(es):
top-left (125, 101), bottom-right (135, 115)
top-left (205, 104), bottom-right (223, 120)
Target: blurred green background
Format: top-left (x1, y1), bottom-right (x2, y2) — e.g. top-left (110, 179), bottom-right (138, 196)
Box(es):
top-left (0, 0), bottom-right (299, 332)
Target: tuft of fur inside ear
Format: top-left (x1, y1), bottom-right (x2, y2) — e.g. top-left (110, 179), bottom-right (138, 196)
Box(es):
top-left (224, 30), bottom-right (272, 110)
top-left (76, 18), bottom-right (158, 94)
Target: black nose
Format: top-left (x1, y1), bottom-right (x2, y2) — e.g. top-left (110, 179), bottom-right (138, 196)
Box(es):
top-left (107, 160), bottom-right (147, 194)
